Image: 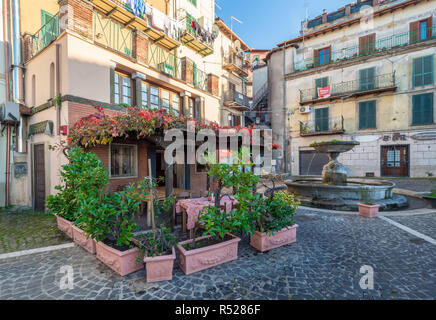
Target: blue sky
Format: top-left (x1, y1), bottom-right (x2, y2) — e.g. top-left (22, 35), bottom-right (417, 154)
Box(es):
top-left (215, 0), bottom-right (351, 49)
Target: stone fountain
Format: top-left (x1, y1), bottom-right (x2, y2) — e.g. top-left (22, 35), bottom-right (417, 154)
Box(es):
top-left (285, 141), bottom-right (408, 211)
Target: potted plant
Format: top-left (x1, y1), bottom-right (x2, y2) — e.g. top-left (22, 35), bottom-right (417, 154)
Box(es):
top-left (47, 147), bottom-right (107, 239)
top-left (358, 187), bottom-right (380, 218)
top-left (176, 149), bottom-right (256, 275)
top-left (422, 185), bottom-right (436, 209)
top-left (249, 190), bottom-right (300, 252)
top-left (135, 225), bottom-right (178, 283)
top-left (80, 179), bottom-right (151, 276)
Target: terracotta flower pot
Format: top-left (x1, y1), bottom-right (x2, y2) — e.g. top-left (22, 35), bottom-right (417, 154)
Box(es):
top-left (96, 241), bottom-right (144, 276)
top-left (55, 215), bottom-right (73, 238)
top-left (72, 225), bottom-right (96, 254)
top-left (250, 225), bottom-right (298, 252)
top-left (144, 247), bottom-right (176, 283)
top-left (358, 203), bottom-right (380, 218)
top-left (177, 234), bottom-right (240, 275)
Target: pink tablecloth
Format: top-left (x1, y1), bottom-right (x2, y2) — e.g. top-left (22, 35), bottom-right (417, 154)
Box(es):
top-left (176, 196), bottom-right (238, 230)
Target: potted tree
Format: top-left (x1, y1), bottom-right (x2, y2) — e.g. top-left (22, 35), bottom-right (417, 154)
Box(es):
top-left (358, 187), bottom-right (380, 218)
top-left (176, 149), bottom-right (255, 275)
top-left (135, 225), bottom-right (178, 283)
top-left (80, 179), bottom-right (150, 276)
top-left (134, 187), bottom-right (178, 283)
top-left (249, 190), bottom-right (300, 252)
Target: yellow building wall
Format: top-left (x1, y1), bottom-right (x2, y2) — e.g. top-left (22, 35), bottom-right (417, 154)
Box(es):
top-left (20, 0), bottom-right (59, 35)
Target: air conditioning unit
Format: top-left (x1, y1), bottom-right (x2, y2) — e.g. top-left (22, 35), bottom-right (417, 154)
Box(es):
top-left (0, 102), bottom-right (20, 123)
top-left (299, 106), bottom-right (313, 114)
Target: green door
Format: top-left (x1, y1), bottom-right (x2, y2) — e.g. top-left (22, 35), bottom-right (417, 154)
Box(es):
top-left (315, 107), bottom-right (329, 132)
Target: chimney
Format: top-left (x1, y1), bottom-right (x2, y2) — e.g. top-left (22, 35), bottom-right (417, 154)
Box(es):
top-left (322, 9), bottom-right (327, 24)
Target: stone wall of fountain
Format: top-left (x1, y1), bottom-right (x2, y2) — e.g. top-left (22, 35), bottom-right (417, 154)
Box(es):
top-left (285, 141), bottom-right (408, 211)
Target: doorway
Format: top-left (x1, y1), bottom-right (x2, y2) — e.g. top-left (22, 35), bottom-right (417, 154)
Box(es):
top-left (33, 144), bottom-right (46, 212)
top-left (381, 145), bottom-right (409, 177)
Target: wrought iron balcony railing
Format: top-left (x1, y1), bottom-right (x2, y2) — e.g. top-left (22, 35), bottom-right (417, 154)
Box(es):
top-left (293, 26), bottom-right (436, 72)
top-left (300, 116), bottom-right (345, 136)
top-left (300, 73), bottom-right (395, 104)
top-left (31, 12), bottom-right (60, 57)
top-left (223, 54), bottom-right (248, 77)
top-left (224, 89), bottom-right (250, 108)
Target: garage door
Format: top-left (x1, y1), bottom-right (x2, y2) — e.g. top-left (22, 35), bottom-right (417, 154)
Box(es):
top-left (299, 150), bottom-right (329, 176)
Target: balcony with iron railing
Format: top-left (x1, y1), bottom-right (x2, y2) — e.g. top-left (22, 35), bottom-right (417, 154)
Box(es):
top-left (179, 13), bottom-right (214, 57)
top-left (293, 25), bottom-right (436, 73)
top-left (224, 89), bottom-right (250, 109)
top-left (223, 54), bottom-right (248, 78)
top-left (300, 73), bottom-right (396, 105)
top-left (29, 12), bottom-right (60, 58)
top-left (300, 116), bottom-right (345, 137)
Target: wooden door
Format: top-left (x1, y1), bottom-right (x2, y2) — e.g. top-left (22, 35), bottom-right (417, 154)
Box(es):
top-left (299, 150), bottom-right (329, 176)
top-left (381, 145), bottom-right (409, 177)
top-left (34, 144), bottom-right (46, 212)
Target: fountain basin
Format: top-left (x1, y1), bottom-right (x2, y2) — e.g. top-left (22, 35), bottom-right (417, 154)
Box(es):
top-left (312, 141), bottom-right (360, 154)
top-left (285, 176), bottom-right (408, 211)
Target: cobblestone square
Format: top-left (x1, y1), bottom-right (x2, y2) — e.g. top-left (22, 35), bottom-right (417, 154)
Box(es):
top-left (1, 209), bottom-right (435, 300)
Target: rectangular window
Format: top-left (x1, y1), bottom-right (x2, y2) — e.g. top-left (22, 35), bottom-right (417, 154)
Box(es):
top-left (359, 100), bottom-right (377, 130)
top-left (316, 47), bottom-right (330, 66)
top-left (359, 33), bottom-right (376, 56)
top-left (315, 77), bottom-right (329, 99)
top-left (359, 67), bottom-right (376, 91)
top-left (161, 90), bottom-right (170, 112)
top-left (113, 72), bottom-right (132, 105)
top-left (413, 55), bottom-right (434, 87)
top-left (150, 86), bottom-right (159, 109)
top-left (110, 144), bottom-right (137, 178)
top-left (315, 107), bottom-right (329, 132)
top-left (412, 93), bottom-right (434, 126)
top-left (141, 82), bottom-right (148, 108)
top-left (172, 94), bottom-right (180, 116)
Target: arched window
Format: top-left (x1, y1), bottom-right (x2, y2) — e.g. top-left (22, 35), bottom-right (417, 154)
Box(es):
top-left (32, 75), bottom-right (36, 107)
top-left (50, 63), bottom-right (55, 98)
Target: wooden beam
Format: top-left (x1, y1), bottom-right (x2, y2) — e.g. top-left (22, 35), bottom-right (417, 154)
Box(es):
top-left (154, 35), bottom-right (165, 43)
top-left (124, 17), bottom-right (136, 27)
top-left (106, 7), bottom-right (118, 17)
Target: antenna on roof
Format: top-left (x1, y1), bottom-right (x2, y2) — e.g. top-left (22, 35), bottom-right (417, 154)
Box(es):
top-left (231, 16), bottom-right (243, 49)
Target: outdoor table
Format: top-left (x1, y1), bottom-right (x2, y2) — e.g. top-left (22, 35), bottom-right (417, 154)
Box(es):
top-left (175, 195), bottom-right (238, 235)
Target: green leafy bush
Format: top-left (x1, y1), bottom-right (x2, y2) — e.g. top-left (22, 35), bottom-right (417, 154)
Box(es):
top-left (46, 147), bottom-right (108, 222)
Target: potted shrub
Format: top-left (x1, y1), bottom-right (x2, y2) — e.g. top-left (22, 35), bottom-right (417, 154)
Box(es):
top-left (176, 149), bottom-right (256, 275)
top-left (422, 185), bottom-right (436, 209)
top-left (80, 179), bottom-right (151, 276)
top-left (358, 187), bottom-right (380, 218)
top-left (135, 225), bottom-right (178, 283)
top-left (249, 190), bottom-right (300, 252)
top-left (47, 147), bottom-right (107, 239)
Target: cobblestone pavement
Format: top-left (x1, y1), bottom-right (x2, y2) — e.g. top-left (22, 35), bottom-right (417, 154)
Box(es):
top-left (390, 213), bottom-right (436, 238)
top-left (0, 209), bottom-right (435, 300)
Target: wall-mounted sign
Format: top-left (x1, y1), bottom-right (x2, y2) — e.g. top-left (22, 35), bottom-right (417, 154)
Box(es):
top-left (411, 132), bottom-right (436, 141)
top-left (14, 162), bottom-right (27, 178)
top-left (383, 134), bottom-right (407, 142)
top-left (354, 135), bottom-right (379, 143)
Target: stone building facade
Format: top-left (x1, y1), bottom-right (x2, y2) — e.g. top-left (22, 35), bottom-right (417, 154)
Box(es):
top-left (267, 0), bottom-right (436, 178)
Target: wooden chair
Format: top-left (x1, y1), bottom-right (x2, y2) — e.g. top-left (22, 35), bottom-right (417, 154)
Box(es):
top-left (173, 190), bottom-right (191, 229)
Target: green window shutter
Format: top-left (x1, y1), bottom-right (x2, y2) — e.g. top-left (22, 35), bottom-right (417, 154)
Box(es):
top-left (413, 56), bottom-right (434, 87)
top-left (187, 13), bottom-right (196, 34)
top-left (359, 68), bottom-right (375, 91)
top-left (412, 93), bottom-right (434, 125)
top-left (110, 68), bottom-right (115, 104)
top-left (315, 107), bottom-right (329, 132)
top-left (359, 101), bottom-right (376, 129)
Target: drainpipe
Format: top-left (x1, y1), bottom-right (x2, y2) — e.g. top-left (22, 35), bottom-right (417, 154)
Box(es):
top-left (282, 46), bottom-right (288, 173)
top-left (3, 0), bottom-right (10, 206)
top-left (11, 0), bottom-right (26, 153)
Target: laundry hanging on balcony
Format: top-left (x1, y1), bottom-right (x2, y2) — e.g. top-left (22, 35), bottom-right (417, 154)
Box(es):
top-left (190, 20), bottom-right (215, 44)
top-left (124, 0), bottom-right (146, 17)
top-left (317, 85), bottom-right (331, 98)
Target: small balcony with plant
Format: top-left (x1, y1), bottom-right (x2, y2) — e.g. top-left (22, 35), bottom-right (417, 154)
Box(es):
top-left (299, 116), bottom-right (345, 137)
top-left (299, 73), bottom-right (396, 105)
top-left (179, 13), bottom-right (214, 57)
